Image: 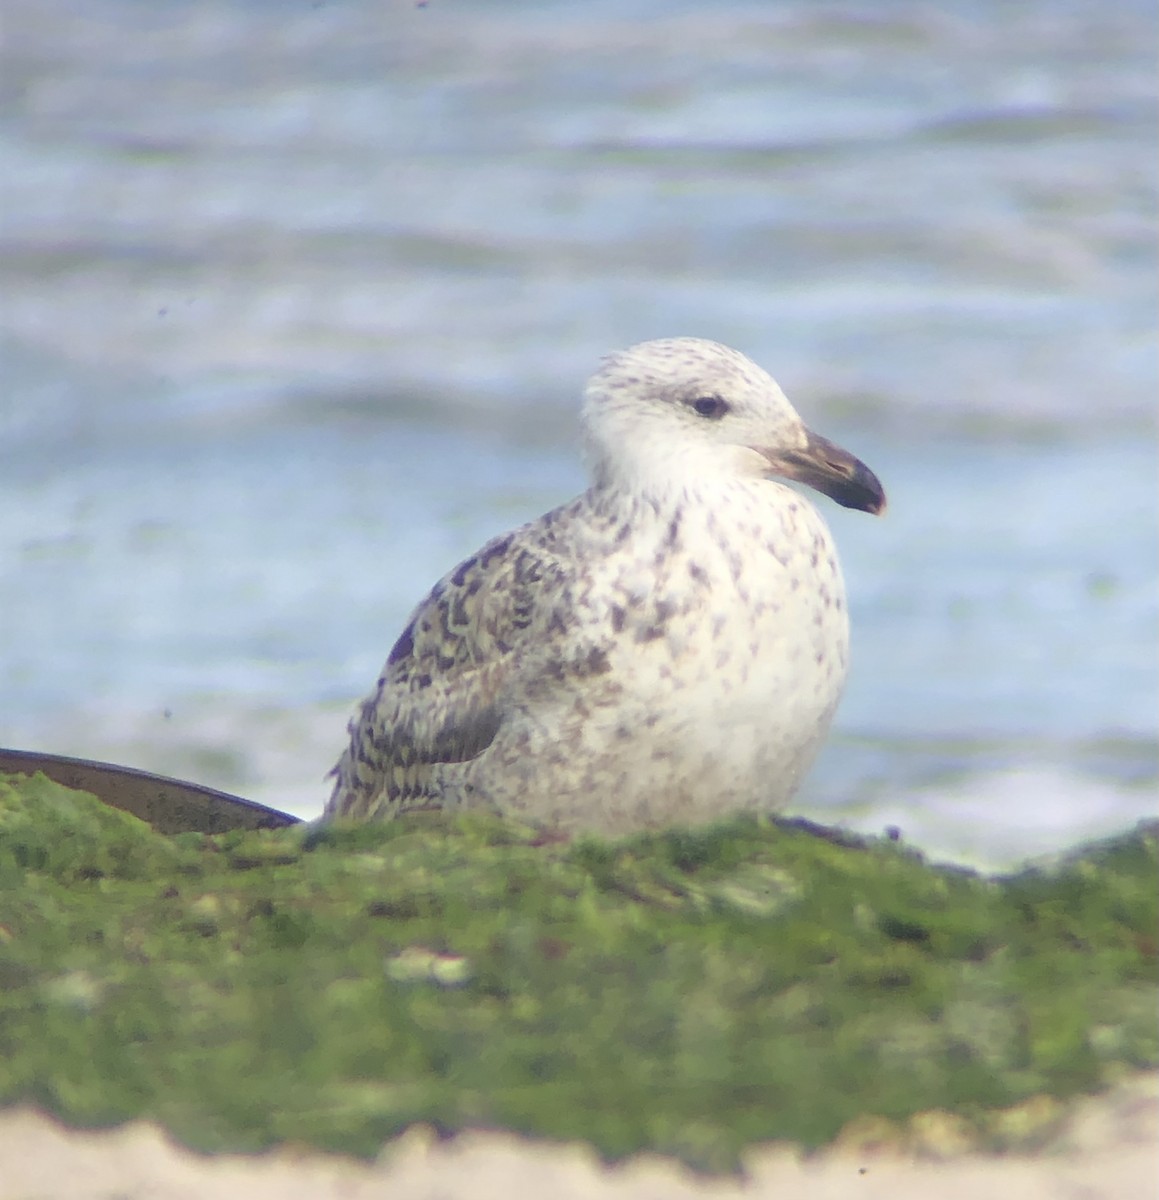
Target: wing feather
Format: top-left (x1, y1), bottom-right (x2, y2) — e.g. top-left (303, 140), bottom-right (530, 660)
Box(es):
top-left (326, 521), bottom-right (570, 818)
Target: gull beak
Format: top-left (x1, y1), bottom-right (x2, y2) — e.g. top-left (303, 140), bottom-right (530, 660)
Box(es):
top-left (759, 429), bottom-right (887, 515)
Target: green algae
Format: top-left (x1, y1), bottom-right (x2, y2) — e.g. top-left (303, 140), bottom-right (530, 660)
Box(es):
top-left (0, 771), bottom-right (1155, 1171)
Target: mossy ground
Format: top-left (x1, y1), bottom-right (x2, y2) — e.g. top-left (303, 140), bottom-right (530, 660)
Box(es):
top-left (0, 772), bottom-right (1155, 1171)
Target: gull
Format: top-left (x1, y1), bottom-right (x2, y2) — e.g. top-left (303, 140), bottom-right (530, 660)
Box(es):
top-left (326, 337), bottom-right (885, 834)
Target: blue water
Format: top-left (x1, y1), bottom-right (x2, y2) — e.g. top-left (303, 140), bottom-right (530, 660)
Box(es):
top-left (1, 0), bottom-right (1155, 864)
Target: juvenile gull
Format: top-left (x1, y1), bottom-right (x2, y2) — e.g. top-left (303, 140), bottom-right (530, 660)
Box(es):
top-left (326, 338), bottom-right (885, 833)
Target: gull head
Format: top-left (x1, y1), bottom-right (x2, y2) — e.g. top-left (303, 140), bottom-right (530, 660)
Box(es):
top-left (582, 337), bottom-right (886, 514)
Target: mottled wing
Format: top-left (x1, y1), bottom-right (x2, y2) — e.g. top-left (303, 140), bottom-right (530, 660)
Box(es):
top-left (326, 525), bottom-right (563, 819)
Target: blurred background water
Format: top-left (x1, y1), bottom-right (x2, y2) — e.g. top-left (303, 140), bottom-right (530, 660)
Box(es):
top-left (1, 0), bottom-right (1155, 867)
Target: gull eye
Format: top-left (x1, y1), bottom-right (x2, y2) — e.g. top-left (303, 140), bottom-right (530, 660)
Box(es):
top-left (691, 395), bottom-right (729, 420)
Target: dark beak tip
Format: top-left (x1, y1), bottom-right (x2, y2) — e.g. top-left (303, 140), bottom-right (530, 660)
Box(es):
top-left (866, 480), bottom-right (888, 516)
top-left (838, 464), bottom-right (886, 516)
top-left (843, 489), bottom-right (886, 516)
top-left (856, 464), bottom-right (887, 517)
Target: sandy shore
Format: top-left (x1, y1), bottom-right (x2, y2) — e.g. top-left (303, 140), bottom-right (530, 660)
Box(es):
top-left (2, 1074), bottom-right (1155, 1200)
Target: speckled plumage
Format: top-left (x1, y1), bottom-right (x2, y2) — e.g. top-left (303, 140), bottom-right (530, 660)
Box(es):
top-left (326, 338), bottom-right (885, 834)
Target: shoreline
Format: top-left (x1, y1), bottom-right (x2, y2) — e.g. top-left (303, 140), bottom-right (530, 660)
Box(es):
top-left (2, 1072), bottom-right (1156, 1200)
